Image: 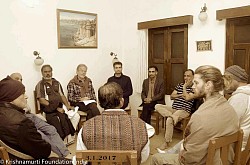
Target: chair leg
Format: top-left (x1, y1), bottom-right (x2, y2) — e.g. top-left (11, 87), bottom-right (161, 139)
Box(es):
top-left (181, 117), bottom-right (190, 137)
top-left (155, 112), bottom-right (159, 135)
top-left (162, 116), bottom-right (166, 128)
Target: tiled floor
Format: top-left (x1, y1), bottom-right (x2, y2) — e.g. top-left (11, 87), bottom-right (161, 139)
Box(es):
top-left (67, 126), bottom-right (183, 165)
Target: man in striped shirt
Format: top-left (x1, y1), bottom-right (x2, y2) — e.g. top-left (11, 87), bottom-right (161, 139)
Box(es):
top-left (156, 69), bottom-right (195, 150)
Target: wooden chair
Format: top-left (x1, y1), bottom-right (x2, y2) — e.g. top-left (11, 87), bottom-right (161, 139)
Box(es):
top-left (137, 107), bottom-right (161, 135)
top-left (0, 140), bottom-right (33, 160)
top-left (174, 116), bottom-right (190, 136)
top-left (34, 90), bottom-right (41, 114)
top-left (124, 104), bottom-right (131, 115)
top-left (0, 147), bottom-right (11, 165)
top-left (76, 150), bottom-right (137, 165)
top-left (206, 129), bottom-right (243, 165)
top-left (33, 90), bottom-right (47, 121)
top-left (77, 111), bottom-right (87, 131)
top-left (241, 133), bottom-right (250, 165)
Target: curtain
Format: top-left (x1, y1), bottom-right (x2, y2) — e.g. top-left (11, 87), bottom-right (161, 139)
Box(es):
top-left (136, 30), bottom-right (148, 93)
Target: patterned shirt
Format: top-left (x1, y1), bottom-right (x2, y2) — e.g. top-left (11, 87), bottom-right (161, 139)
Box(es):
top-left (67, 78), bottom-right (96, 102)
top-left (172, 83), bottom-right (194, 113)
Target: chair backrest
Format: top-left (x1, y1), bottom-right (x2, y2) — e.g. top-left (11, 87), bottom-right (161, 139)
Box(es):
top-left (241, 133), bottom-right (250, 165)
top-left (206, 129), bottom-right (243, 165)
top-left (0, 140), bottom-right (33, 160)
top-left (0, 147), bottom-right (11, 165)
top-left (76, 150), bottom-right (137, 165)
top-left (33, 90), bottom-right (41, 114)
top-left (165, 95), bottom-right (173, 107)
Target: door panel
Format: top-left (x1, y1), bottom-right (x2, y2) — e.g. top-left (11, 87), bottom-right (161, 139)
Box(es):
top-left (171, 31), bottom-right (184, 58)
top-left (153, 32), bottom-right (164, 60)
top-left (171, 63), bottom-right (184, 92)
top-left (234, 24), bottom-right (250, 43)
top-left (233, 49), bottom-right (248, 69)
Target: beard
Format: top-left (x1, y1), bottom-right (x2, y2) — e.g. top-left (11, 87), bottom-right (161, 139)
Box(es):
top-left (78, 75), bottom-right (86, 79)
top-left (194, 86), bottom-right (206, 99)
top-left (43, 76), bottom-right (52, 81)
top-left (224, 82), bottom-right (239, 94)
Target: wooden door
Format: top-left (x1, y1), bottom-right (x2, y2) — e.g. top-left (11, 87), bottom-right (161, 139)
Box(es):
top-left (148, 27), bottom-right (167, 91)
top-left (226, 16), bottom-right (250, 82)
top-left (148, 25), bottom-right (188, 94)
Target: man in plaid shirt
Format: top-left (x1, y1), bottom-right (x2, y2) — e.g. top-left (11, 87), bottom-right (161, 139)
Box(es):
top-left (67, 64), bottom-right (100, 120)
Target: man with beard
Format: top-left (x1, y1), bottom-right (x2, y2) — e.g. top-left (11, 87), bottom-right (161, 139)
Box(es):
top-left (107, 61), bottom-right (133, 109)
top-left (151, 65), bottom-right (239, 165)
top-left (224, 65), bottom-right (249, 150)
top-left (35, 65), bottom-right (77, 143)
top-left (67, 64), bottom-right (100, 120)
top-left (140, 66), bottom-right (165, 124)
top-left (10, 72), bottom-right (70, 158)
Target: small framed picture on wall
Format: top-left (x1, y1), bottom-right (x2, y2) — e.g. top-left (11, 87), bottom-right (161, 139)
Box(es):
top-left (196, 40), bottom-right (212, 51)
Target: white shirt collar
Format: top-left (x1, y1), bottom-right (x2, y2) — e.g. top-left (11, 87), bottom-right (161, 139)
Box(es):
top-left (104, 109), bottom-right (124, 112)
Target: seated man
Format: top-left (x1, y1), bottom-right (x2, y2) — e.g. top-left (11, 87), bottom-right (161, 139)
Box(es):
top-left (155, 69), bottom-right (195, 149)
top-left (140, 66), bottom-right (165, 124)
top-left (151, 65), bottom-right (239, 165)
top-left (224, 65), bottom-right (250, 150)
top-left (10, 72), bottom-right (70, 158)
top-left (77, 82), bottom-right (149, 164)
top-left (67, 64), bottom-right (100, 120)
top-left (35, 64), bottom-right (78, 141)
top-left (107, 61), bottom-right (133, 109)
top-left (0, 76), bottom-right (51, 159)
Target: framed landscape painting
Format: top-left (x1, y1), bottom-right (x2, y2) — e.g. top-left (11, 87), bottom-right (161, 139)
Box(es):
top-left (57, 9), bottom-right (97, 48)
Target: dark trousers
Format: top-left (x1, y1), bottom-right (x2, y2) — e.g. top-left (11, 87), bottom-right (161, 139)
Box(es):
top-left (121, 97), bottom-right (129, 109)
top-left (70, 102), bottom-right (100, 120)
top-left (45, 112), bottom-right (75, 140)
top-left (140, 101), bottom-right (157, 124)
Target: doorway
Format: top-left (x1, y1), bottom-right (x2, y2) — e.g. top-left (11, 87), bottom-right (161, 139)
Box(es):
top-left (226, 16), bottom-right (250, 80)
top-left (148, 25), bottom-right (188, 94)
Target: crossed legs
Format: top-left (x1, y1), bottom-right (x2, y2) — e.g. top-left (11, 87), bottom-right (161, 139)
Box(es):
top-left (155, 104), bottom-right (190, 149)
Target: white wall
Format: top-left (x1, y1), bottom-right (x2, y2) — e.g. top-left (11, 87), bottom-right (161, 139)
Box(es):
top-left (0, 0), bottom-right (249, 113)
top-left (120, 0), bottom-right (250, 113)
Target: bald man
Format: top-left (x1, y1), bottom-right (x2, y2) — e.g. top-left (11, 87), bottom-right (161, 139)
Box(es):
top-left (10, 72), bottom-right (70, 158)
top-left (10, 72), bottom-right (22, 82)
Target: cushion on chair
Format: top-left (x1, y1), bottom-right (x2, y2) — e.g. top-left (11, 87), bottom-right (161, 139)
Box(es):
top-left (165, 95), bottom-right (174, 107)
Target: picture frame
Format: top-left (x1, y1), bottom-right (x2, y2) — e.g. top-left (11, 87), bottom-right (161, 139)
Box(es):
top-left (196, 40), bottom-right (212, 51)
top-left (57, 9), bottom-right (97, 48)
